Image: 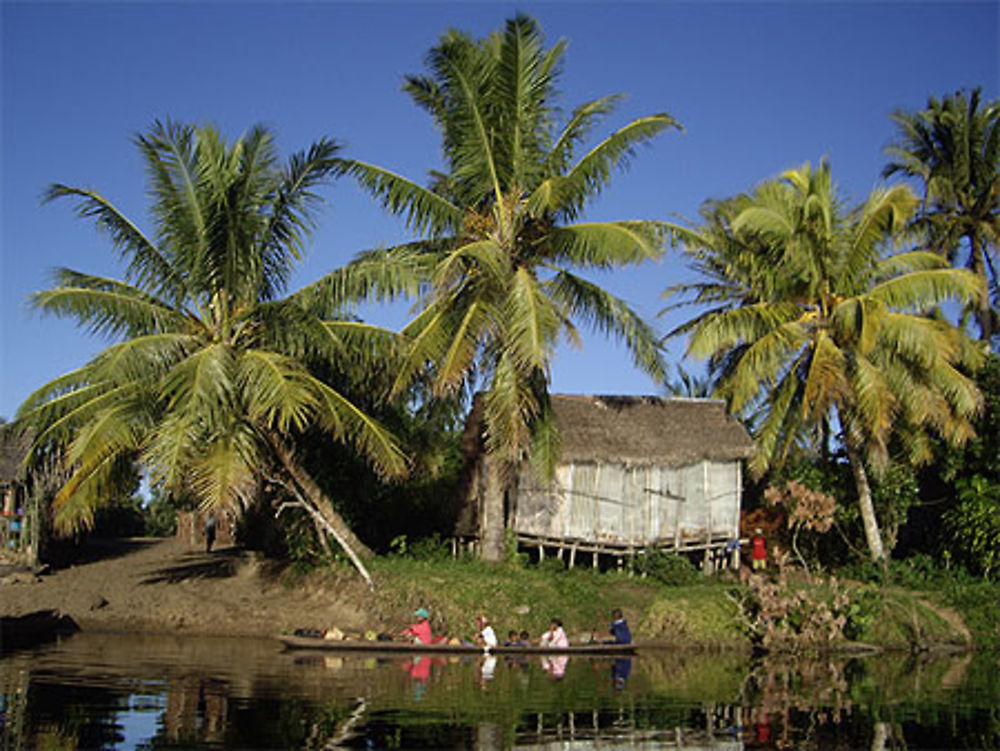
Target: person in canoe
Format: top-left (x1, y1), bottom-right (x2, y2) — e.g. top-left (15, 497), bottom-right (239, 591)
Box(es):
top-left (608, 608), bottom-right (632, 644)
top-left (475, 614), bottom-right (498, 649)
top-left (503, 630), bottom-right (531, 647)
top-left (398, 608), bottom-right (434, 644)
top-left (539, 618), bottom-right (569, 648)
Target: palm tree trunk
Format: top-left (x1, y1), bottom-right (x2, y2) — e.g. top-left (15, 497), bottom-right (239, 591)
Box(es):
top-left (267, 434), bottom-right (376, 589)
top-left (844, 438), bottom-right (885, 562)
top-left (969, 235), bottom-right (993, 345)
top-left (480, 456), bottom-right (507, 562)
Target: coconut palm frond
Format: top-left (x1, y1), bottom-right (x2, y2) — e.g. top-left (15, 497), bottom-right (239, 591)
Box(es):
top-left (547, 94), bottom-right (625, 175)
top-left (338, 159), bottom-right (464, 236)
top-left (504, 267), bottom-right (560, 373)
top-left (553, 114), bottom-right (680, 220)
top-left (871, 267), bottom-right (984, 310)
top-left (546, 221), bottom-right (665, 267)
top-left (30, 271), bottom-right (187, 339)
top-left (188, 430), bottom-right (262, 511)
top-left (309, 376), bottom-right (409, 479)
top-left (42, 185), bottom-right (175, 296)
top-left (292, 243), bottom-right (436, 317)
top-left (528, 395), bottom-right (561, 483)
top-left (547, 270), bottom-right (667, 382)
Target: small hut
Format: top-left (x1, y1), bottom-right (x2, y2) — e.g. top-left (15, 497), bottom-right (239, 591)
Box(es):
top-left (0, 426), bottom-right (39, 566)
top-left (457, 394), bottom-right (755, 570)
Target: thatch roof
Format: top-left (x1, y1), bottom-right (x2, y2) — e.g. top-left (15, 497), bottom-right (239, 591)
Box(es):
top-left (548, 395), bottom-right (754, 466)
top-left (464, 394), bottom-right (754, 467)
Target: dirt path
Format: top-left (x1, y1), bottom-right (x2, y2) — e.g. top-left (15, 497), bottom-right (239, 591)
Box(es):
top-left (0, 537), bottom-right (371, 637)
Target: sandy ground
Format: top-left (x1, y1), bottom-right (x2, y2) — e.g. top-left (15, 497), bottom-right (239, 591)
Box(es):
top-left (0, 537), bottom-right (372, 637)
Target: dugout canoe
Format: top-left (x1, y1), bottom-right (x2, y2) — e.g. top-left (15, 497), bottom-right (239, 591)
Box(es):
top-left (1, 610), bottom-right (79, 654)
top-left (278, 634), bottom-right (636, 655)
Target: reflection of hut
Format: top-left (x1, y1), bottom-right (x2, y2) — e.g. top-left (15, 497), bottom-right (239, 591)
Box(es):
top-left (0, 426), bottom-right (38, 565)
top-left (457, 395), bottom-right (754, 570)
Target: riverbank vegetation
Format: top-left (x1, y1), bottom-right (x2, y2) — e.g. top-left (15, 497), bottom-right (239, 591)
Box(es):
top-left (271, 545), bottom-right (996, 651)
top-left (3, 14), bottom-right (998, 653)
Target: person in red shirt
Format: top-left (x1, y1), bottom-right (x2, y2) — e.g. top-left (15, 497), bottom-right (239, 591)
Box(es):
top-left (751, 529), bottom-right (767, 571)
top-left (400, 608), bottom-right (434, 644)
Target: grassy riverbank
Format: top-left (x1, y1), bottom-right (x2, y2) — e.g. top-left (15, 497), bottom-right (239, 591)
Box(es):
top-left (5, 537), bottom-right (994, 649)
top-left (295, 554), bottom-right (998, 652)
top-left (360, 556), bottom-right (746, 647)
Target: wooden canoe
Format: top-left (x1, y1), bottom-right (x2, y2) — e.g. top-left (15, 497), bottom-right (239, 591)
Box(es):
top-left (278, 634), bottom-right (636, 655)
top-left (1, 609), bottom-right (79, 653)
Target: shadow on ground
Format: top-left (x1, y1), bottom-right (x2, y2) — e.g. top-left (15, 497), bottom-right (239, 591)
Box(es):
top-left (141, 548), bottom-right (241, 584)
top-left (48, 537), bottom-right (160, 569)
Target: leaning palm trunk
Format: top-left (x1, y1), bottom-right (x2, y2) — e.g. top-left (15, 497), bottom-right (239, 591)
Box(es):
top-left (844, 438), bottom-right (885, 562)
top-left (269, 435), bottom-right (376, 590)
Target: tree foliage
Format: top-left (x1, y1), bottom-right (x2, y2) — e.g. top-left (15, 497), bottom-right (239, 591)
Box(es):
top-left (16, 121), bottom-right (406, 584)
top-left (319, 15), bottom-right (679, 559)
top-left (884, 87), bottom-right (1000, 345)
top-left (665, 159), bottom-right (985, 560)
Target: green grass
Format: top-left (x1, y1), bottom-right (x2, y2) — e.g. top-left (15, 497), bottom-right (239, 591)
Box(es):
top-left (369, 556), bottom-right (661, 641)
top-left (291, 553), bottom-right (986, 652)
top-left (940, 581), bottom-right (1000, 648)
top-left (639, 585), bottom-right (746, 647)
top-left (863, 589), bottom-right (965, 647)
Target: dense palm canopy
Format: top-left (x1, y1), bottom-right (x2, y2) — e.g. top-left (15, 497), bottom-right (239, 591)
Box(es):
top-left (305, 15), bottom-right (679, 558)
top-left (17, 121), bottom-right (406, 585)
top-left (884, 88), bottom-right (1000, 345)
top-left (664, 160), bottom-right (984, 560)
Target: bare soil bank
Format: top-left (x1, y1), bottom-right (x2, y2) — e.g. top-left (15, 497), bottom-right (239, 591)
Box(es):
top-left (1, 536), bottom-right (978, 651)
top-left (0, 537), bottom-right (371, 637)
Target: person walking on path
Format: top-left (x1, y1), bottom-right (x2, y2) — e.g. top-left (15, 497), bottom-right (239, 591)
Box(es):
top-left (204, 513), bottom-right (217, 553)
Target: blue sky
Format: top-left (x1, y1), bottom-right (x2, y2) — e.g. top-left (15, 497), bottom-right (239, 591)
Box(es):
top-left (2, 1), bottom-right (997, 420)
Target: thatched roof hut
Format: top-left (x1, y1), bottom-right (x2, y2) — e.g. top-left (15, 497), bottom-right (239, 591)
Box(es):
top-left (536, 394), bottom-right (754, 467)
top-left (458, 394), bottom-right (755, 565)
top-left (0, 425), bottom-right (31, 487)
top-left (1, 424), bottom-right (40, 565)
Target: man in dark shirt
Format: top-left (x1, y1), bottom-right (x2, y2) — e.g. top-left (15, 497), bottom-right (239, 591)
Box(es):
top-left (609, 608), bottom-right (631, 644)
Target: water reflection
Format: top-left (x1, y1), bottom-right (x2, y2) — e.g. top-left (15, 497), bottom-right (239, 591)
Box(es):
top-left (1, 631), bottom-right (997, 749)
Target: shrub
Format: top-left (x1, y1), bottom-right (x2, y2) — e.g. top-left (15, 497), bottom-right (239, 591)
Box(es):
top-left (633, 549), bottom-right (701, 586)
top-left (730, 573), bottom-right (857, 650)
top-left (943, 475), bottom-right (1000, 580)
top-left (388, 533), bottom-right (452, 562)
top-left (841, 584), bottom-right (880, 640)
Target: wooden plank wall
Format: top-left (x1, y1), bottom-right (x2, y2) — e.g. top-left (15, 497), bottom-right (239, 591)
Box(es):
top-left (513, 460), bottom-right (740, 547)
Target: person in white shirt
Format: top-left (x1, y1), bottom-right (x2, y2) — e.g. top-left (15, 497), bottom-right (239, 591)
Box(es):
top-left (475, 615), bottom-right (498, 649)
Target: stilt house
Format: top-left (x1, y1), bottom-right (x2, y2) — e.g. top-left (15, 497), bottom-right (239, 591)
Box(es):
top-left (456, 395), bottom-right (755, 568)
top-left (0, 427), bottom-right (40, 566)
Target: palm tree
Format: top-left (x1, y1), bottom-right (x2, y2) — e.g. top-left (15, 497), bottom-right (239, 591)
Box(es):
top-left (664, 160), bottom-right (984, 561)
top-left (314, 15), bottom-right (679, 560)
top-left (883, 88), bottom-right (1000, 345)
top-left (17, 120), bottom-right (406, 588)
top-left (663, 364), bottom-right (713, 399)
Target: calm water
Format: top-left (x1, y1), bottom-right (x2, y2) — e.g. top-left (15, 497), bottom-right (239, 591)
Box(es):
top-left (1, 631), bottom-right (998, 750)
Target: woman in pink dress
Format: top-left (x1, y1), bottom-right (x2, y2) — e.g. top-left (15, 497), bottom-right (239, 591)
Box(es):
top-left (539, 618), bottom-right (569, 648)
